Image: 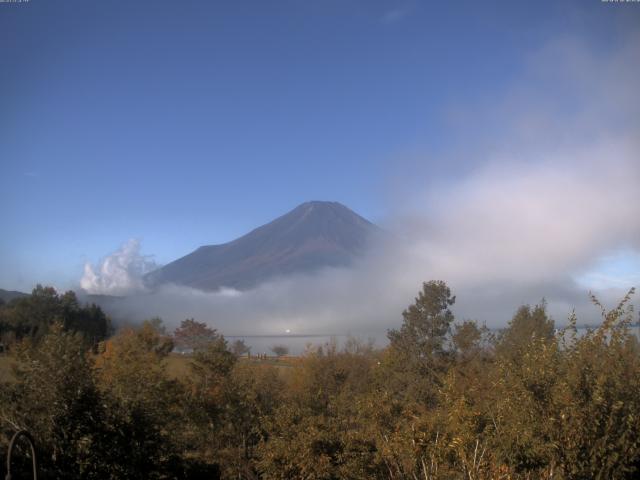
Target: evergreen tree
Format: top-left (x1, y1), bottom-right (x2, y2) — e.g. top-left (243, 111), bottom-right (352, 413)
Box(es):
top-left (385, 280), bottom-right (456, 405)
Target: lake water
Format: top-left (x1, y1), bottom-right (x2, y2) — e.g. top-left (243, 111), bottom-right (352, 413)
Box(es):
top-left (224, 324), bottom-right (640, 356)
top-left (224, 333), bottom-right (386, 356)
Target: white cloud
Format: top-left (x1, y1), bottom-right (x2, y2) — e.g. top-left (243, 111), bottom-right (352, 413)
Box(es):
top-left (409, 141), bottom-right (639, 287)
top-left (379, 33), bottom-right (640, 323)
top-left (80, 239), bottom-right (158, 296)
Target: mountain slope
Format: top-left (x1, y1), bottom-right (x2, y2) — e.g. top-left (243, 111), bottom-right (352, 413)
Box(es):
top-left (145, 201), bottom-right (380, 291)
top-left (0, 288), bottom-right (29, 303)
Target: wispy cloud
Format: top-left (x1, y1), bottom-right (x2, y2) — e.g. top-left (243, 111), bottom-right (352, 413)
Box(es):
top-left (576, 250), bottom-right (640, 291)
top-left (381, 7), bottom-right (411, 24)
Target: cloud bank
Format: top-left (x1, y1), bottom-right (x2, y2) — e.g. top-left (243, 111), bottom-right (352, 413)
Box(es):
top-left (80, 239), bottom-right (158, 296)
top-left (80, 33), bottom-right (640, 338)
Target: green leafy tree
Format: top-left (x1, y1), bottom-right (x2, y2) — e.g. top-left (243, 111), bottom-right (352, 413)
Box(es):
top-left (550, 289), bottom-right (640, 478)
top-left (0, 324), bottom-right (111, 479)
top-left (257, 341), bottom-right (382, 479)
top-left (181, 334), bottom-right (239, 475)
top-left (385, 280), bottom-right (456, 405)
top-left (218, 362), bottom-right (285, 477)
top-left (388, 280), bottom-right (456, 359)
top-left (95, 320), bottom-right (184, 478)
top-left (231, 339), bottom-right (250, 357)
top-left (173, 318), bottom-right (219, 352)
top-left (0, 286), bottom-right (111, 345)
top-left (496, 301), bottom-right (554, 360)
top-left (271, 344), bottom-right (289, 358)
top-left (452, 320), bottom-right (486, 360)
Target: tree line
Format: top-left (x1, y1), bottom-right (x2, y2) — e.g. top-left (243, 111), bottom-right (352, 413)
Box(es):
top-left (0, 281), bottom-right (639, 479)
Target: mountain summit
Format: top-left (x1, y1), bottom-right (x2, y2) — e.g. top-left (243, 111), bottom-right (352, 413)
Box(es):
top-left (145, 201), bottom-right (380, 291)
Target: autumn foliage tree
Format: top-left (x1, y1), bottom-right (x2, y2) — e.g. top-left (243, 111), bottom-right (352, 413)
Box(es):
top-left (1, 283), bottom-right (639, 479)
top-left (173, 318), bottom-right (220, 352)
top-left (0, 324), bottom-right (109, 479)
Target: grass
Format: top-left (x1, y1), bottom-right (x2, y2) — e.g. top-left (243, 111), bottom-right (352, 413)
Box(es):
top-left (165, 353), bottom-right (298, 379)
top-left (0, 354), bottom-right (16, 382)
top-left (0, 351), bottom-right (299, 384)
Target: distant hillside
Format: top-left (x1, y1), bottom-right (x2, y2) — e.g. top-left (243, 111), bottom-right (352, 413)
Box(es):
top-left (145, 201), bottom-right (381, 291)
top-left (0, 288), bottom-right (29, 303)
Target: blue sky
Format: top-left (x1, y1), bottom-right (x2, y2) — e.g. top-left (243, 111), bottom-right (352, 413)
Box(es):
top-left (1, 0), bottom-right (639, 299)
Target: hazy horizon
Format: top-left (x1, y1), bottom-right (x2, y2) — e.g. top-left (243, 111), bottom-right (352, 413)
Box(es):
top-left (1, 0), bottom-right (639, 335)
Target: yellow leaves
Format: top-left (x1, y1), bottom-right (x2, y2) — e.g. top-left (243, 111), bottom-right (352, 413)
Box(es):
top-left (448, 436), bottom-right (463, 449)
